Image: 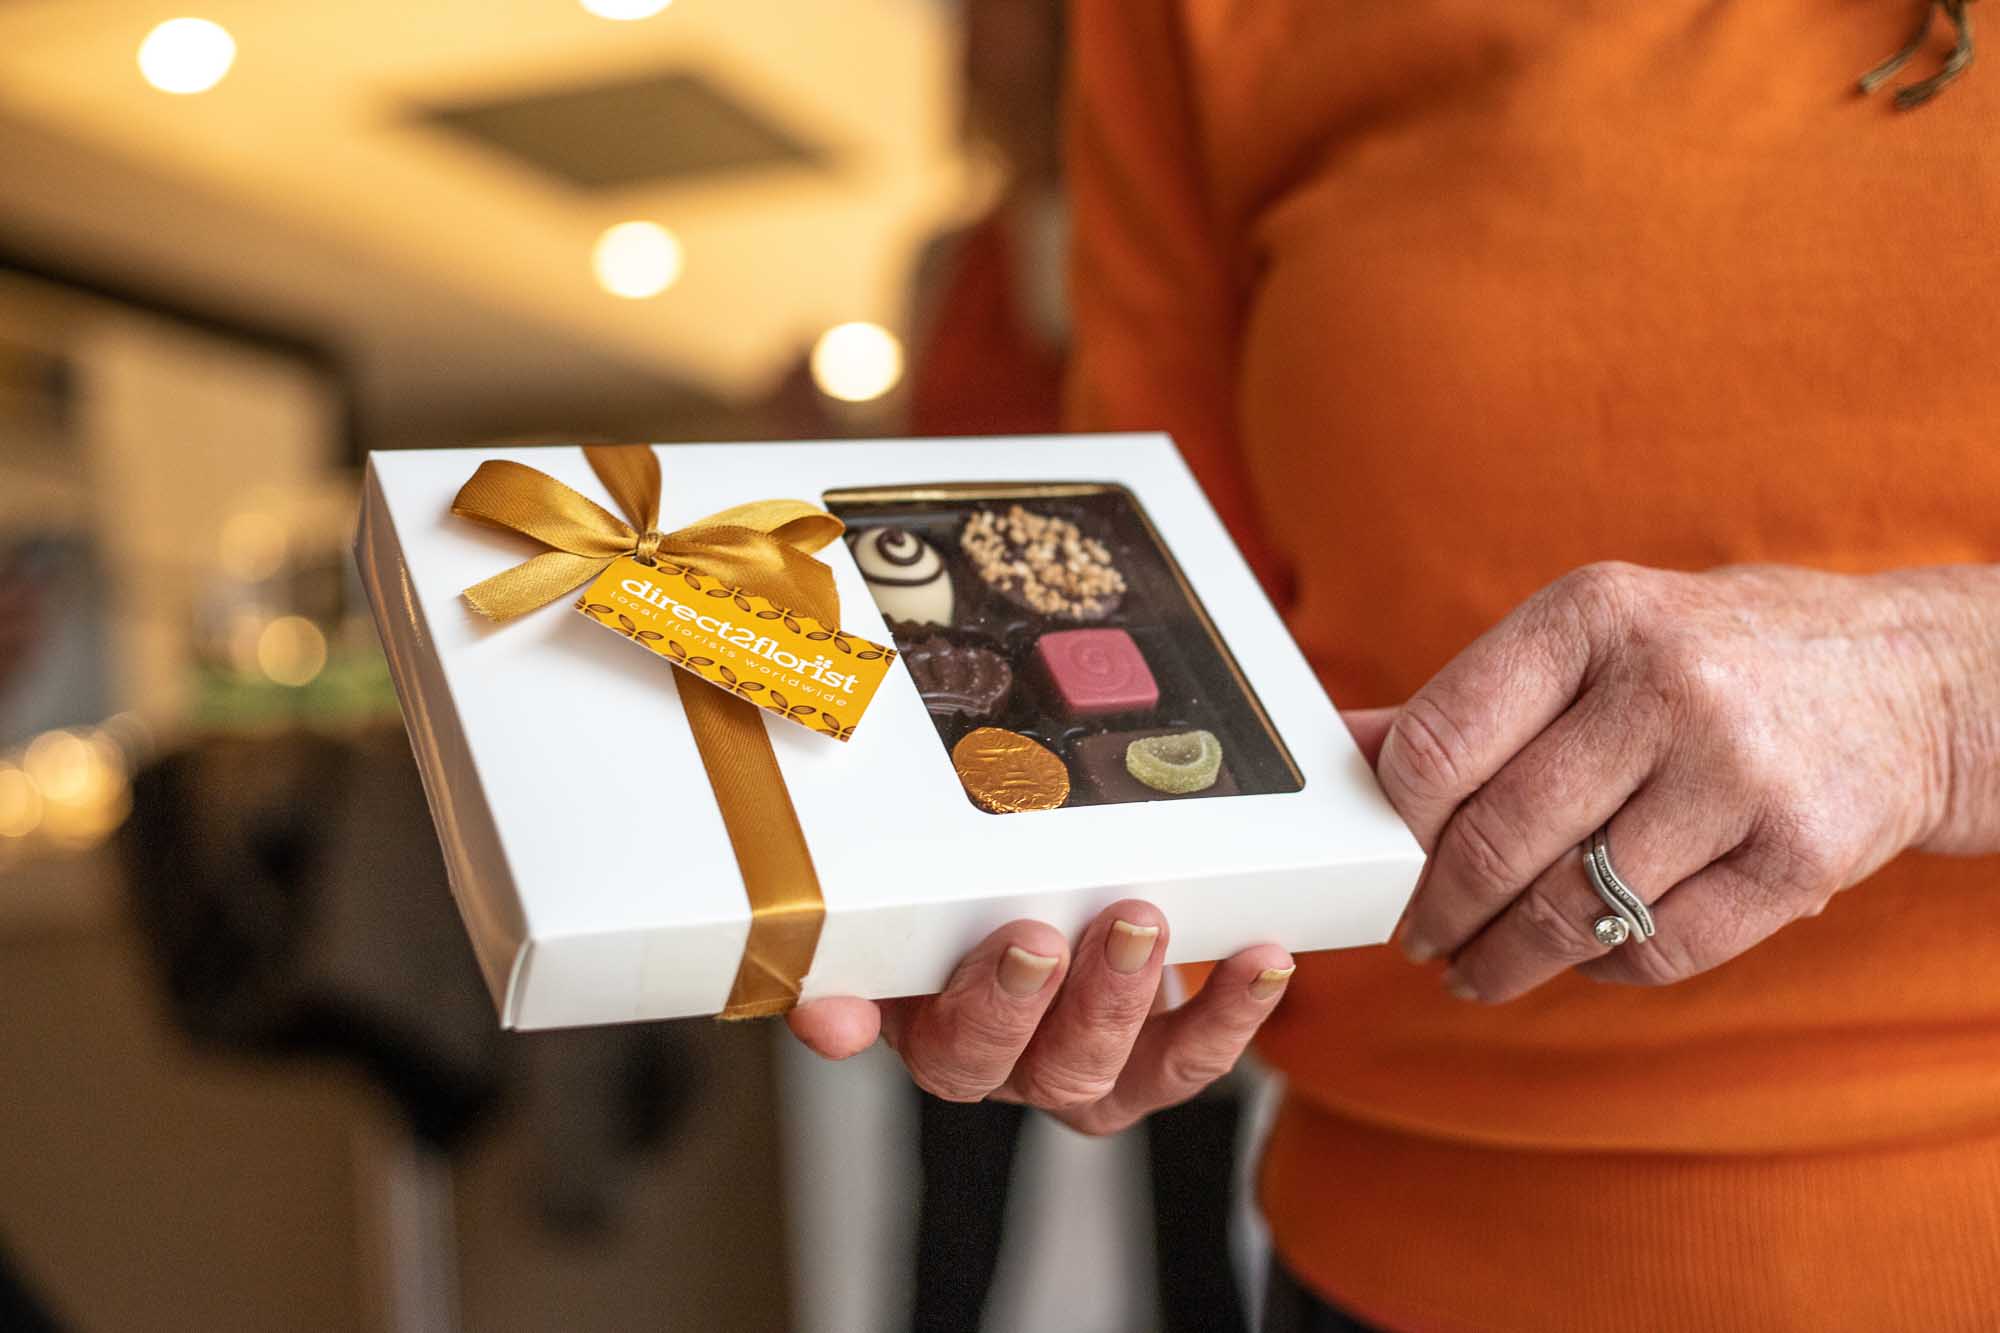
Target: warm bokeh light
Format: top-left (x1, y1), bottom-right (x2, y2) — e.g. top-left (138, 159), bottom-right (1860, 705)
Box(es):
top-left (218, 510), bottom-right (289, 581)
top-left (0, 765), bottom-right (42, 840)
top-left (137, 18), bottom-right (236, 95)
top-left (579, 0), bottom-right (673, 19)
top-left (810, 322), bottom-right (905, 403)
top-left (22, 731), bottom-right (93, 804)
top-left (17, 730), bottom-right (130, 848)
top-left (257, 615), bottom-right (328, 686)
top-left (592, 221), bottom-right (683, 300)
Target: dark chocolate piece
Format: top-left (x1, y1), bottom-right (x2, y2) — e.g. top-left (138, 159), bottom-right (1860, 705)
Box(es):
top-left (902, 635), bottom-right (1013, 719)
top-left (1073, 728), bottom-right (1239, 803)
top-left (960, 505), bottom-right (1126, 621)
top-left (1032, 628), bottom-right (1158, 717)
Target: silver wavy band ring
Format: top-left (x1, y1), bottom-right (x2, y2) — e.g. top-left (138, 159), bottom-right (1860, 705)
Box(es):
top-left (1582, 827), bottom-right (1656, 949)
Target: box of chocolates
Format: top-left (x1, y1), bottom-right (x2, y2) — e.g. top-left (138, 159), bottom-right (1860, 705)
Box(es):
top-left (355, 436), bottom-right (1423, 1028)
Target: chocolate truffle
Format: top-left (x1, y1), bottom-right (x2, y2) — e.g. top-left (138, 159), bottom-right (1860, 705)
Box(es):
top-left (952, 727), bottom-right (1070, 813)
top-left (1032, 628), bottom-right (1158, 718)
top-left (1073, 728), bottom-right (1238, 803)
top-left (902, 636), bottom-right (1013, 719)
top-left (960, 505), bottom-right (1126, 621)
top-left (850, 526), bottom-right (953, 627)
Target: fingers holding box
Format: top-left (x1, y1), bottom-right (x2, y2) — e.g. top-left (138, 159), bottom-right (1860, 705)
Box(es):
top-left (881, 919), bottom-right (1071, 1103)
top-left (996, 901), bottom-right (1169, 1114)
top-left (796, 901), bottom-right (1291, 1133)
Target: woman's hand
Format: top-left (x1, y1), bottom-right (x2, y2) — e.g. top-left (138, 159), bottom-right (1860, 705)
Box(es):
top-left (788, 904), bottom-right (1295, 1135)
top-left (1384, 561), bottom-right (1997, 1002)
top-left (788, 712), bottom-right (1397, 1132)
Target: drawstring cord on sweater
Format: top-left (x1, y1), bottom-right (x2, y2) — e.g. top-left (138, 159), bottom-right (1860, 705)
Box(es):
top-left (1860, 0), bottom-right (1976, 108)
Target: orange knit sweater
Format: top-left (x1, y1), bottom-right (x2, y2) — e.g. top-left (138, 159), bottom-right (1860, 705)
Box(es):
top-left (1066, 2), bottom-right (2000, 1328)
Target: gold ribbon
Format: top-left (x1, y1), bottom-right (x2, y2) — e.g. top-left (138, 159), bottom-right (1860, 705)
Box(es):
top-left (451, 445), bottom-right (844, 1019)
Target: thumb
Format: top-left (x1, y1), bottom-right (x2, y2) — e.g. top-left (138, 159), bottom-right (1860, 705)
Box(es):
top-left (786, 996), bottom-right (883, 1060)
top-left (1342, 706), bottom-right (1399, 769)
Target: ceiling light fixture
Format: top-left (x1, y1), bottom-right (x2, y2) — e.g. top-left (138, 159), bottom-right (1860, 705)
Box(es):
top-left (811, 323), bottom-right (905, 403)
top-left (580, 0), bottom-right (673, 20)
top-left (138, 17), bottom-right (236, 95)
top-left (593, 221), bottom-right (684, 300)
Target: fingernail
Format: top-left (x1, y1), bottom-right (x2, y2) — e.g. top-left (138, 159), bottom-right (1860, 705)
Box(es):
top-left (997, 945), bottom-right (1060, 997)
top-left (1398, 927), bottom-right (1439, 965)
top-left (1441, 968), bottom-right (1481, 1003)
top-left (1106, 920), bottom-right (1160, 974)
top-left (1249, 965), bottom-right (1295, 1002)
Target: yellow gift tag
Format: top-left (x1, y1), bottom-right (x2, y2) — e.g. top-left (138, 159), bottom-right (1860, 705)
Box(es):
top-left (576, 555), bottom-right (895, 742)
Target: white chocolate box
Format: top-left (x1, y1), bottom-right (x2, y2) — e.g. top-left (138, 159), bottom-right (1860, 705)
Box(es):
top-left (354, 435), bottom-right (1424, 1028)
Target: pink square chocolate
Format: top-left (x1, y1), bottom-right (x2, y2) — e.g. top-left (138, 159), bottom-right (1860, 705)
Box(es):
top-left (1033, 628), bottom-right (1159, 717)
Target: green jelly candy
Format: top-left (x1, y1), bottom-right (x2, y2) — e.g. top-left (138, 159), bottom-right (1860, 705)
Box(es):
top-left (1124, 730), bottom-right (1223, 795)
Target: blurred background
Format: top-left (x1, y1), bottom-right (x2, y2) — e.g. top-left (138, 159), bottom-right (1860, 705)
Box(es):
top-left (0, 2), bottom-right (1273, 1329)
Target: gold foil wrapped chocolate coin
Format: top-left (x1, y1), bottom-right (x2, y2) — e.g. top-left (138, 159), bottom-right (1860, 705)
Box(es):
top-left (850, 526), bottom-right (954, 627)
top-left (951, 726), bottom-right (1070, 813)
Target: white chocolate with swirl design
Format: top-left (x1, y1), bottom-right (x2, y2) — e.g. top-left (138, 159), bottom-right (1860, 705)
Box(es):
top-left (849, 526), bottom-right (954, 627)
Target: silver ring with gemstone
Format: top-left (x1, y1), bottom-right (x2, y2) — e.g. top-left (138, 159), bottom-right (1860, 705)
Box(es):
top-left (1582, 826), bottom-right (1656, 949)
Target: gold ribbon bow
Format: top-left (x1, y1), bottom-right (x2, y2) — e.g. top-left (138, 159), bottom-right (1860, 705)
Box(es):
top-left (451, 444), bottom-right (845, 1019)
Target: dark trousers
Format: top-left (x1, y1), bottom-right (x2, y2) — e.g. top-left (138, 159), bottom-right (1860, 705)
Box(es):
top-left (1260, 1258), bottom-right (1384, 1333)
top-left (911, 1090), bottom-right (1250, 1333)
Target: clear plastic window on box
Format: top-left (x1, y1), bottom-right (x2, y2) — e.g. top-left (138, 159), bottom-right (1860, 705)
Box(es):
top-left (824, 483), bottom-right (1304, 814)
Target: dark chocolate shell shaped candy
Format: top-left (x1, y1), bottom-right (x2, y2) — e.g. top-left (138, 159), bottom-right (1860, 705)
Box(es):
top-left (960, 504), bottom-right (1127, 622)
top-left (902, 636), bottom-right (1013, 719)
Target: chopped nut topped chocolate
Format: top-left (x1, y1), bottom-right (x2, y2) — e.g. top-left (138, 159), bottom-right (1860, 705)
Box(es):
top-left (961, 505), bottom-right (1127, 621)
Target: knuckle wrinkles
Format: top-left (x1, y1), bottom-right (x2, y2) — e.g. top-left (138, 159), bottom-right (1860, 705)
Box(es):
top-left (1446, 803), bottom-right (1539, 902)
top-left (1784, 840), bottom-right (1839, 894)
top-left (1618, 936), bottom-right (1692, 987)
top-left (939, 1002), bottom-right (1033, 1060)
top-left (1014, 1062), bottom-right (1113, 1112)
top-left (1515, 886), bottom-right (1607, 959)
top-left (1161, 1045), bottom-right (1238, 1093)
top-left (1756, 808), bottom-right (1840, 893)
top-left (908, 1057), bottom-right (994, 1103)
top-left (1791, 812), bottom-right (1849, 885)
top-left (1385, 697), bottom-right (1472, 805)
top-left (1557, 561), bottom-right (1640, 626)
top-left (1067, 987), bottom-right (1154, 1037)
top-left (903, 1012), bottom-right (1022, 1101)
